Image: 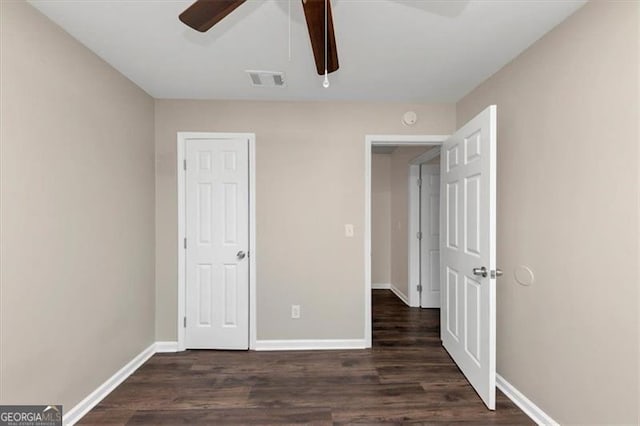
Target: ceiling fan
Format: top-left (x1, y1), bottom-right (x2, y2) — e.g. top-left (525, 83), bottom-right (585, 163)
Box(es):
top-left (179, 0), bottom-right (339, 76)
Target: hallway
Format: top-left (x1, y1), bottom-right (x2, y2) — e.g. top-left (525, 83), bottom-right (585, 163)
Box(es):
top-left (80, 290), bottom-right (531, 424)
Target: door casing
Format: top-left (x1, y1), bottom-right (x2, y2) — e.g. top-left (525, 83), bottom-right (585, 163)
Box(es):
top-left (177, 132), bottom-right (257, 351)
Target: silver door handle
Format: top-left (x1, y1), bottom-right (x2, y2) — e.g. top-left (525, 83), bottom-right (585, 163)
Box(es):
top-left (472, 267), bottom-right (487, 278)
top-left (491, 269), bottom-right (503, 278)
top-left (236, 251), bottom-right (246, 260)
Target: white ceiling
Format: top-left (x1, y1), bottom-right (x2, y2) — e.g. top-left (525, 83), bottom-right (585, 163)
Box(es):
top-left (29, 0), bottom-right (586, 102)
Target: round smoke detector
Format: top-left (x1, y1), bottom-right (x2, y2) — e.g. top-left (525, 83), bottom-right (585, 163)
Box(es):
top-left (402, 111), bottom-right (417, 126)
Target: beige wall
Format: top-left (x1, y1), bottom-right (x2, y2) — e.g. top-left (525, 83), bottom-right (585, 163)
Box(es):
top-left (155, 101), bottom-right (455, 340)
top-left (0, 1), bottom-right (155, 410)
top-left (371, 154), bottom-right (391, 285)
top-left (389, 147), bottom-right (430, 299)
top-left (456, 1), bottom-right (639, 423)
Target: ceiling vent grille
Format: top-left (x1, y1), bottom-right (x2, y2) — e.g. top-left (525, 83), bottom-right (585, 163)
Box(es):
top-left (246, 70), bottom-right (286, 88)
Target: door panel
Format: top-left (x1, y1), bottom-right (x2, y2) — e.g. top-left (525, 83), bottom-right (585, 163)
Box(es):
top-left (223, 264), bottom-right (238, 326)
top-left (446, 182), bottom-right (459, 249)
top-left (197, 264), bottom-right (212, 325)
top-left (185, 138), bottom-right (249, 350)
top-left (440, 105), bottom-right (496, 409)
top-left (445, 267), bottom-right (459, 339)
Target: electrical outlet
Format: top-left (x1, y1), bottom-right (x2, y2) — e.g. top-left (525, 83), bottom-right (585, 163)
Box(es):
top-left (291, 305), bottom-right (300, 319)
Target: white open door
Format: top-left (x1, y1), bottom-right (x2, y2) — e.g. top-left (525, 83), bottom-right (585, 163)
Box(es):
top-left (440, 105), bottom-right (497, 409)
top-left (185, 137), bottom-right (249, 350)
top-left (420, 164), bottom-right (441, 308)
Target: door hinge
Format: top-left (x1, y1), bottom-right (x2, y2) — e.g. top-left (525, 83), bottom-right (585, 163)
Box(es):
top-left (183, 159), bottom-right (187, 170)
top-left (416, 231), bottom-right (423, 240)
top-left (183, 237), bottom-right (187, 249)
top-left (417, 284), bottom-right (423, 292)
top-left (183, 316), bottom-right (186, 327)
top-left (417, 178), bottom-right (422, 187)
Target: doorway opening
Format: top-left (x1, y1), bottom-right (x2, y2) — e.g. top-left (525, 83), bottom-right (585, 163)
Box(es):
top-left (364, 135), bottom-right (447, 347)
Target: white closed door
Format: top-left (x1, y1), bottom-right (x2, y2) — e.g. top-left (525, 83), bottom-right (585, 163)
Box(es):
top-left (185, 138), bottom-right (249, 350)
top-left (440, 105), bottom-right (497, 409)
top-left (420, 164), bottom-right (441, 308)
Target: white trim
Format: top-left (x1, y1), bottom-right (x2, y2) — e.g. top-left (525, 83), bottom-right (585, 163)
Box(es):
top-left (366, 135), bottom-right (449, 144)
top-left (407, 164), bottom-right (420, 307)
top-left (496, 374), bottom-right (559, 426)
top-left (177, 132), bottom-right (257, 352)
top-left (390, 283), bottom-right (410, 306)
top-left (248, 136), bottom-right (257, 350)
top-left (177, 135), bottom-right (186, 351)
top-left (63, 343), bottom-right (156, 425)
top-left (410, 146), bottom-right (441, 165)
top-left (155, 341), bottom-right (179, 353)
top-left (371, 283), bottom-right (391, 290)
top-left (254, 339), bottom-right (366, 351)
top-left (364, 141), bottom-right (372, 348)
top-left (365, 134), bottom-right (448, 347)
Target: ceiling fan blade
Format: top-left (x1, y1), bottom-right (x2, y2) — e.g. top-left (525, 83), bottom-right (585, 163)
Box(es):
top-left (179, 0), bottom-right (246, 33)
top-left (301, 0), bottom-right (339, 75)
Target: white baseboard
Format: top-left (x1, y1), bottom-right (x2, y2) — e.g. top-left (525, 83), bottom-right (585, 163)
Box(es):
top-left (390, 284), bottom-right (410, 306)
top-left (372, 283), bottom-right (391, 290)
top-left (496, 374), bottom-right (558, 426)
top-left (254, 339), bottom-right (366, 351)
top-left (154, 341), bottom-right (179, 353)
top-left (63, 343), bottom-right (156, 426)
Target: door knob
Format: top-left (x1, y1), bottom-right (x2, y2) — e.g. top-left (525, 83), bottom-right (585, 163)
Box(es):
top-left (236, 251), bottom-right (246, 260)
top-left (491, 269), bottom-right (503, 278)
top-left (472, 267), bottom-right (488, 278)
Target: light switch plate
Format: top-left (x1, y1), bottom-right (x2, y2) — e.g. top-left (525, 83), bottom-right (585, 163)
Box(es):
top-left (291, 305), bottom-right (300, 319)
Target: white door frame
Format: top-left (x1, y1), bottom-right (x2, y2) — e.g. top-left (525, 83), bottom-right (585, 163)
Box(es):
top-left (364, 134), bottom-right (448, 347)
top-left (177, 132), bottom-right (257, 351)
top-left (409, 147), bottom-right (442, 308)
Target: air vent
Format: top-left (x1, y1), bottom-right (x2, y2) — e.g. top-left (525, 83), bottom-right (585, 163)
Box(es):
top-left (246, 70), bottom-right (286, 88)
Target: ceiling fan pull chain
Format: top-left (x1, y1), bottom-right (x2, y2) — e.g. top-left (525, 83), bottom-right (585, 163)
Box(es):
top-left (323, 0), bottom-right (330, 88)
top-left (288, 0), bottom-right (292, 61)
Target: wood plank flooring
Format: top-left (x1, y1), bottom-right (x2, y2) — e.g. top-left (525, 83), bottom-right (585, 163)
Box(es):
top-left (80, 290), bottom-right (532, 424)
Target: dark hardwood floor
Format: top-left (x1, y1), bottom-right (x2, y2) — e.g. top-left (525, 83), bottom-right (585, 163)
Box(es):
top-left (80, 290), bottom-right (532, 424)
